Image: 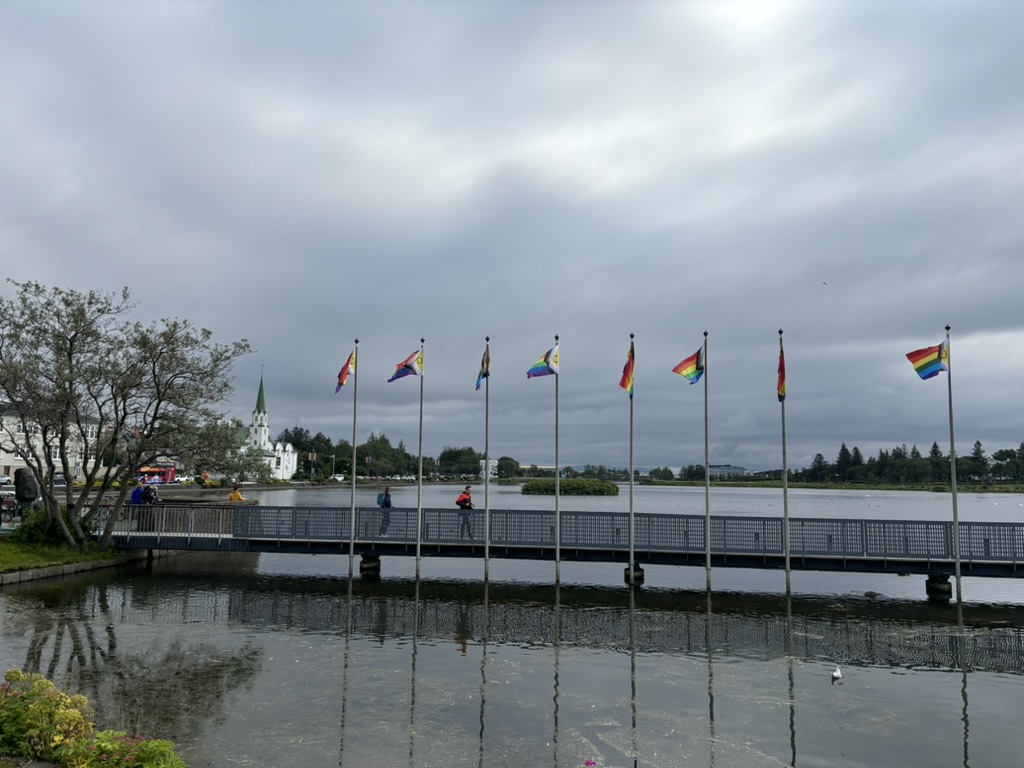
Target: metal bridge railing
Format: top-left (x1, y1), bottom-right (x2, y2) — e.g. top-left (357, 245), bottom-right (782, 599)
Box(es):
top-left (97, 506), bottom-right (1024, 565)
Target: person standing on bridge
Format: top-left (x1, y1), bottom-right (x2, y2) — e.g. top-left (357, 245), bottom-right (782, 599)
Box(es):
top-left (377, 486), bottom-right (392, 534)
top-left (456, 485), bottom-right (474, 539)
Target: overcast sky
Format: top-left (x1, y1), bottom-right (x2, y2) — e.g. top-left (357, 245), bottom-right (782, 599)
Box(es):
top-left (3, 2), bottom-right (1022, 472)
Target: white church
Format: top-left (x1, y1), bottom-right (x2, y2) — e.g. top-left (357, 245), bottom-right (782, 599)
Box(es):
top-left (244, 374), bottom-right (298, 481)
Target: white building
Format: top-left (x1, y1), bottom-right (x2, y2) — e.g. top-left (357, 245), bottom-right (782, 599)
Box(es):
top-left (244, 375), bottom-right (298, 481)
top-left (0, 404), bottom-right (97, 481)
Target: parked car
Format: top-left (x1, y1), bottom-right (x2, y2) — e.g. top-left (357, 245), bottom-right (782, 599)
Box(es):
top-left (0, 475), bottom-right (11, 485)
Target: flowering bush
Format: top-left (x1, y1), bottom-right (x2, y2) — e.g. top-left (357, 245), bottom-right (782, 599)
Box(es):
top-left (60, 730), bottom-right (188, 768)
top-left (0, 668), bottom-right (93, 760)
top-left (1, 669), bottom-right (188, 767)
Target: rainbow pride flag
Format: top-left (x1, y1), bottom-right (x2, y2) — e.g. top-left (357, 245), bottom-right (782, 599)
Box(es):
top-left (335, 350), bottom-right (355, 392)
top-left (527, 344), bottom-right (559, 378)
top-left (475, 345), bottom-right (490, 391)
top-left (388, 350), bottom-right (424, 382)
top-left (906, 340), bottom-right (948, 380)
top-left (619, 341), bottom-right (635, 397)
top-left (672, 347), bottom-right (704, 384)
top-left (777, 347), bottom-right (786, 402)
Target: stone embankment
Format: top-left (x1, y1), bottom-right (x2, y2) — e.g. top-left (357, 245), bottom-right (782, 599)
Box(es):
top-left (0, 550), bottom-right (151, 587)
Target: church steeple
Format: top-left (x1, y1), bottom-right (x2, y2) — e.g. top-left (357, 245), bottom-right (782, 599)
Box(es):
top-left (254, 374), bottom-right (267, 416)
top-left (250, 373), bottom-right (270, 449)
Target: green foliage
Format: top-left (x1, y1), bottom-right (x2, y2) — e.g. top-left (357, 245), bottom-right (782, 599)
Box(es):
top-left (0, 669), bottom-right (93, 762)
top-left (0, 669), bottom-right (188, 768)
top-left (0, 540), bottom-right (115, 574)
top-left (8, 507), bottom-right (92, 546)
top-left (521, 478), bottom-right (620, 496)
top-left (60, 730), bottom-right (188, 768)
top-left (438, 446), bottom-right (482, 477)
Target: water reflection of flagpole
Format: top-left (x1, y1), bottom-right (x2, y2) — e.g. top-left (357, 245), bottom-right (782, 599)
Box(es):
top-left (957, 598), bottom-right (969, 768)
top-left (553, 582), bottom-right (561, 768)
top-left (477, 577), bottom-right (489, 768)
top-left (338, 572), bottom-right (354, 765)
top-left (786, 592), bottom-right (796, 767)
top-left (408, 578), bottom-right (421, 768)
top-left (629, 583), bottom-right (639, 768)
top-left (706, 589), bottom-right (716, 767)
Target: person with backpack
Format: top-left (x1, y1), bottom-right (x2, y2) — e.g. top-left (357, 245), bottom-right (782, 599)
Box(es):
top-left (456, 485), bottom-right (474, 539)
top-left (377, 486), bottom-right (392, 535)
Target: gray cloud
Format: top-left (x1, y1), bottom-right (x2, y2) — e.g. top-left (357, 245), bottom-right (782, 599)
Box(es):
top-left (2, 1), bottom-right (1022, 473)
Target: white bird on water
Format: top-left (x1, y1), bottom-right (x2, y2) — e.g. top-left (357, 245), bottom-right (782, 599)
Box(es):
top-left (831, 665), bottom-right (843, 685)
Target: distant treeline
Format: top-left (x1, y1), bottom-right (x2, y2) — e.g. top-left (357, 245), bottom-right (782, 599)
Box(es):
top-left (674, 440), bottom-right (1024, 485)
top-left (276, 426), bottom-right (1024, 487)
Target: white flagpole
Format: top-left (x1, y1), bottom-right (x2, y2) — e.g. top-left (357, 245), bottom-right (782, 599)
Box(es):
top-left (348, 339), bottom-right (359, 578)
top-left (702, 331), bottom-right (711, 592)
top-left (483, 336), bottom-right (491, 581)
top-left (554, 334), bottom-right (561, 583)
top-left (779, 330), bottom-right (791, 594)
top-left (628, 333), bottom-right (636, 586)
top-left (945, 325), bottom-right (962, 603)
top-left (416, 338), bottom-right (425, 579)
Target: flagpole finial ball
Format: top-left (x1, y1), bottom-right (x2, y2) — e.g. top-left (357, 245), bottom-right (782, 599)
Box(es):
top-left (778, 328), bottom-right (783, 336)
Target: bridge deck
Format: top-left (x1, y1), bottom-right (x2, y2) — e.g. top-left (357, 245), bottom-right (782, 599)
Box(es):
top-left (98, 504), bottom-right (1024, 578)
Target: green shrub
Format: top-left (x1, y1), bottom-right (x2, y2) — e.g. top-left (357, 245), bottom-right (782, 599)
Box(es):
top-left (8, 506), bottom-right (92, 546)
top-left (521, 478), bottom-right (620, 496)
top-left (0, 669), bottom-right (189, 767)
top-left (60, 730), bottom-right (188, 768)
top-left (0, 669), bottom-right (93, 761)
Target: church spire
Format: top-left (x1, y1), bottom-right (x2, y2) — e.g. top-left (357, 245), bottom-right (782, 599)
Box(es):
top-left (255, 374), bottom-right (267, 416)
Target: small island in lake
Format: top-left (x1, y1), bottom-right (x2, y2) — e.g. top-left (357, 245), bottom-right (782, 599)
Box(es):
top-left (521, 478), bottom-right (619, 496)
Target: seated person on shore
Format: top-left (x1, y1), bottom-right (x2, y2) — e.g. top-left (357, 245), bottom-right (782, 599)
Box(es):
top-left (229, 484), bottom-right (248, 502)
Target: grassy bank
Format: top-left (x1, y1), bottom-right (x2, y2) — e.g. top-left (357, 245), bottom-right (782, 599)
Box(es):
top-left (0, 540), bottom-right (117, 574)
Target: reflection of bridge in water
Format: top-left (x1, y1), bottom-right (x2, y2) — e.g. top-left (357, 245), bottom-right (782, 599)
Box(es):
top-left (99, 563), bottom-right (1024, 675)
top-left (7, 556), bottom-right (1024, 767)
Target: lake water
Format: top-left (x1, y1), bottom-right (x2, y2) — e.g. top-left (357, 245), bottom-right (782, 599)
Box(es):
top-left (2, 486), bottom-right (1023, 767)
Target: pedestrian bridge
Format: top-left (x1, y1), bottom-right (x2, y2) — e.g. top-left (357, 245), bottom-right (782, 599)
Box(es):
top-left (98, 504), bottom-right (1024, 578)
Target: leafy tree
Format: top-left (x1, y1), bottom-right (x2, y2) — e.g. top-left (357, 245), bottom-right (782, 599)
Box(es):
top-left (0, 280), bottom-right (251, 547)
top-left (649, 466), bottom-right (675, 481)
top-left (438, 446), bottom-right (483, 477)
top-left (496, 456), bottom-right (520, 479)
